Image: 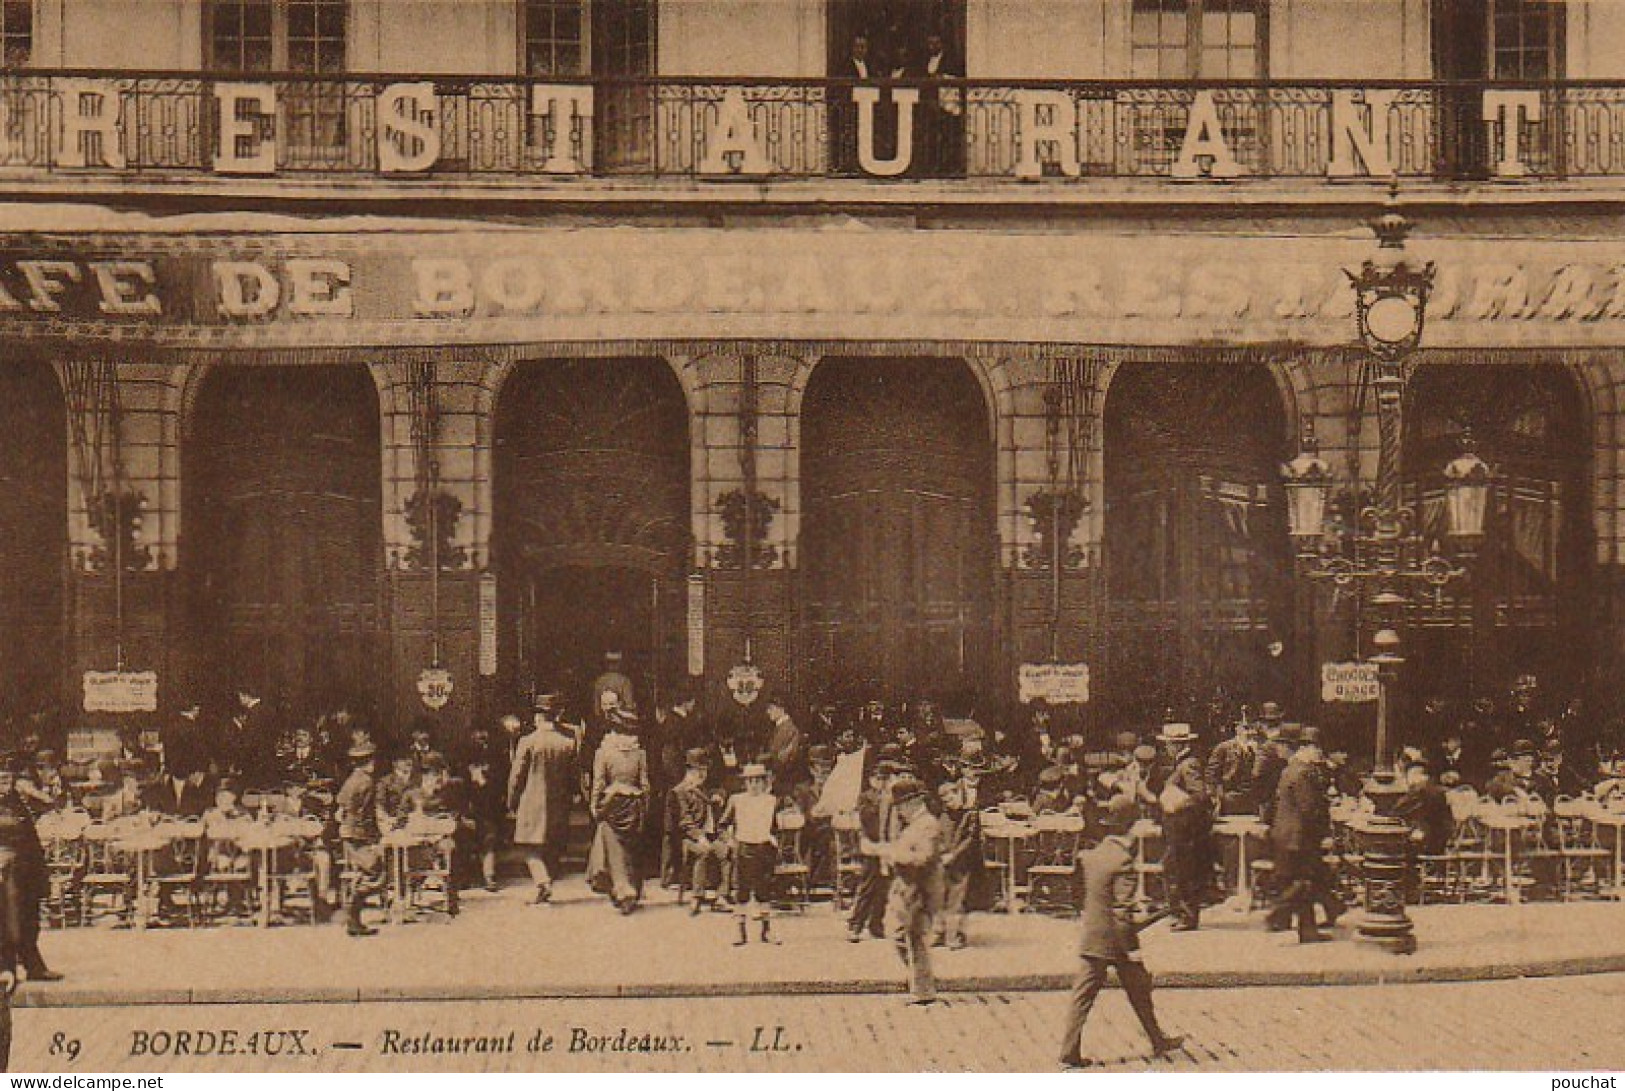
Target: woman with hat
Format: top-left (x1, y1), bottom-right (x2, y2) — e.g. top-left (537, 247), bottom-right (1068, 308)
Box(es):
top-left (587, 707), bottom-right (650, 915)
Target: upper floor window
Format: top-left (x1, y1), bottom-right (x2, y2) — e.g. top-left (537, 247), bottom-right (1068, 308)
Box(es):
top-left (1492, 0), bottom-right (1563, 78)
top-left (522, 0), bottom-right (585, 76)
top-left (521, 0), bottom-right (653, 77)
top-left (207, 0), bottom-right (348, 72)
top-left (1130, 0), bottom-right (1265, 79)
top-left (0, 1), bottom-right (32, 68)
top-left (1433, 0), bottom-right (1564, 80)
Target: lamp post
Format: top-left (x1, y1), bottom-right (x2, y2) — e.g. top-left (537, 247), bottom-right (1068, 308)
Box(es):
top-left (1280, 182), bottom-right (1492, 954)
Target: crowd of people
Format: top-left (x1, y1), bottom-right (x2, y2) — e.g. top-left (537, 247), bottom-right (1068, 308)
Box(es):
top-left (0, 657), bottom-right (1619, 1012)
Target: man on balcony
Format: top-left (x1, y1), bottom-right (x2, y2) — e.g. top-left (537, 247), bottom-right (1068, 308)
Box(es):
top-left (909, 32), bottom-right (963, 178)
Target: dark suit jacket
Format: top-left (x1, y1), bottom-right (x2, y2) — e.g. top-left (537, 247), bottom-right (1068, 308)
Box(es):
top-left (1270, 759), bottom-right (1329, 856)
top-left (1395, 783), bottom-right (1453, 855)
top-left (141, 776), bottom-right (212, 817)
top-left (1075, 835), bottom-right (1139, 960)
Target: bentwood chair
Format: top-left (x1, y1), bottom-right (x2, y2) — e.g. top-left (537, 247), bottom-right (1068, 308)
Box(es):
top-left (831, 812), bottom-right (864, 911)
top-left (1553, 797), bottom-right (1611, 900)
top-left (771, 811), bottom-right (811, 912)
top-left (1026, 813), bottom-right (1085, 915)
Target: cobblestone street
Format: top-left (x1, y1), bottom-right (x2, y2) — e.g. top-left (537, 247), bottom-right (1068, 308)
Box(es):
top-left (12, 973), bottom-right (1625, 1072)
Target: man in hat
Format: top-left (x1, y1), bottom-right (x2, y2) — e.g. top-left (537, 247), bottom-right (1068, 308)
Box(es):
top-left (719, 763), bottom-right (779, 944)
top-left (0, 758), bottom-right (57, 983)
top-left (336, 738), bottom-right (385, 937)
top-left (1206, 717), bottom-right (1261, 816)
top-left (1265, 734), bottom-right (1334, 943)
top-left (791, 744), bottom-right (838, 886)
top-left (1395, 759), bottom-right (1452, 857)
top-left (592, 651), bottom-right (637, 717)
top-left (1058, 793), bottom-right (1183, 1069)
top-left (1155, 723), bottom-right (1211, 932)
top-left (1254, 722), bottom-right (1301, 825)
top-left (763, 701), bottom-right (804, 793)
top-left (847, 759), bottom-right (897, 941)
top-left (668, 747), bottom-right (729, 913)
top-left (507, 690), bottom-right (578, 906)
top-left (1486, 740), bottom-right (1542, 804)
top-left (881, 775), bottom-right (943, 1005)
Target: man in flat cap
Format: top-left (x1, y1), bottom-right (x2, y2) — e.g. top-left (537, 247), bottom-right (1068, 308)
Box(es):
top-left (1058, 793), bottom-right (1183, 1069)
top-left (336, 738), bottom-right (385, 937)
top-left (882, 776), bottom-right (943, 1006)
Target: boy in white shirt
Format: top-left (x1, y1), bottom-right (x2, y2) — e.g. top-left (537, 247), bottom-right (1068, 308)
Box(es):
top-left (720, 763), bottom-right (779, 946)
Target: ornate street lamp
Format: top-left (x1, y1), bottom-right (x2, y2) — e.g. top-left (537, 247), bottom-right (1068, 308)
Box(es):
top-left (1280, 181), bottom-right (1494, 955)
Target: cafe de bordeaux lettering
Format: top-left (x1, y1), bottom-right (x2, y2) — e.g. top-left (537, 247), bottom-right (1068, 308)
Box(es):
top-left (7, 241), bottom-right (1625, 336)
top-left (23, 79), bottom-right (1553, 182)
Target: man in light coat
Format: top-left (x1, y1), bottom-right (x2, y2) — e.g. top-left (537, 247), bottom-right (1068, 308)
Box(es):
top-left (883, 776), bottom-right (944, 1005)
top-left (507, 691), bottom-right (578, 905)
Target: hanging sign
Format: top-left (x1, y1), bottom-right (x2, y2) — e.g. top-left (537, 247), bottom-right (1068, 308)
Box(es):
top-left (686, 574), bottom-right (705, 677)
top-left (1321, 662), bottom-right (1381, 704)
top-left (477, 572), bottom-right (498, 677)
top-left (417, 666), bottom-right (455, 710)
top-left (82, 670), bottom-right (158, 714)
top-left (726, 662), bottom-right (763, 707)
top-left (1018, 662), bottom-right (1090, 705)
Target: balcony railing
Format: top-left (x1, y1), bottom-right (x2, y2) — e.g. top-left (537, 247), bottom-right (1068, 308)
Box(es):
top-left (2, 71), bottom-right (1623, 184)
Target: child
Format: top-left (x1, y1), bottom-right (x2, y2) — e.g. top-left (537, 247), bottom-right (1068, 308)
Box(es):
top-left (934, 777), bottom-right (980, 950)
top-left (719, 763), bottom-right (779, 945)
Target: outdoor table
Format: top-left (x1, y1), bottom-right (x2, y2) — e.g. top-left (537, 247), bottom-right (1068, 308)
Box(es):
top-left (116, 821), bottom-right (184, 928)
top-left (1584, 804), bottom-right (1625, 901)
top-left (235, 819), bottom-right (316, 926)
top-left (383, 820), bottom-right (456, 923)
top-left (1476, 809), bottom-right (1537, 905)
top-left (1214, 814), bottom-right (1268, 912)
top-left (979, 820), bottom-right (1033, 914)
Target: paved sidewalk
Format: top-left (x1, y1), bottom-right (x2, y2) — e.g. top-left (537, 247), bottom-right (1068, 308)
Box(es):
top-left (17, 881), bottom-right (1625, 1007)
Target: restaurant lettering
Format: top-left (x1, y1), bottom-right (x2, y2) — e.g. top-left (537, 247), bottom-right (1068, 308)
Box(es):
top-left (13, 81), bottom-right (1550, 181)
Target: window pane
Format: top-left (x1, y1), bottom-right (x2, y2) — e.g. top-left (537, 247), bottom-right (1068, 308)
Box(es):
top-left (317, 0), bottom-right (345, 38)
top-left (243, 2), bottom-right (272, 39)
top-left (288, 1), bottom-right (316, 38)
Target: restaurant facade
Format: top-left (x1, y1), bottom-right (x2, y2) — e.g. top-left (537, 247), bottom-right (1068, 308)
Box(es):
top-left (3, 0), bottom-right (1625, 747)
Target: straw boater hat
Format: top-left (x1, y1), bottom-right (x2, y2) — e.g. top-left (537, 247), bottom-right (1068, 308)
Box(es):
top-left (741, 763), bottom-right (769, 781)
top-left (347, 738), bottom-right (377, 760)
top-left (685, 747), bottom-right (711, 770)
top-left (1259, 701), bottom-right (1285, 723)
top-left (1157, 722), bottom-right (1198, 744)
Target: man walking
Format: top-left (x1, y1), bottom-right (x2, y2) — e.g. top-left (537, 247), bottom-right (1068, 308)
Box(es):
top-left (1266, 736), bottom-right (1334, 942)
top-left (1059, 793), bottom-right (1183, 1069)
top-left (507, 690), bottom-right (578, 906)
top-left (883, 776), bottom-right (943, 1006)
top-left (336, 738), bottom-right (385, 937)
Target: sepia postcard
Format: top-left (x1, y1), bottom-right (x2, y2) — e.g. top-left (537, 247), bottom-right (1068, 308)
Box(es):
top-left (0, 0), bottom-right (1621, 1076)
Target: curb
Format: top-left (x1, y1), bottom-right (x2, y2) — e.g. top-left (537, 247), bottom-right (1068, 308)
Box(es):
top-left (15, 953), bottom-right (1625, 1008)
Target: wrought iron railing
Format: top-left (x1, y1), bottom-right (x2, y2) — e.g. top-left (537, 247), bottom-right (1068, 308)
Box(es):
top-left (1, 71), bottom-right (1622, 183)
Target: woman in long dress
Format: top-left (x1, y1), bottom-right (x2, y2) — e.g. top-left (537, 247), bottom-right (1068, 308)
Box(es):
top-left (587, 710), bottom-right (650, 914)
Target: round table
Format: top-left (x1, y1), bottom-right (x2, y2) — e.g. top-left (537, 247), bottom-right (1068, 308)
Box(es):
top-left (980, 821), bottom-right (1033, 914)
top-left (1213, 815), bottom-right (1268, 912)
top-left (1476, 809), bottom-right (1538, 905)
top-left (1582, 805), bottom-right (1625, 901)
